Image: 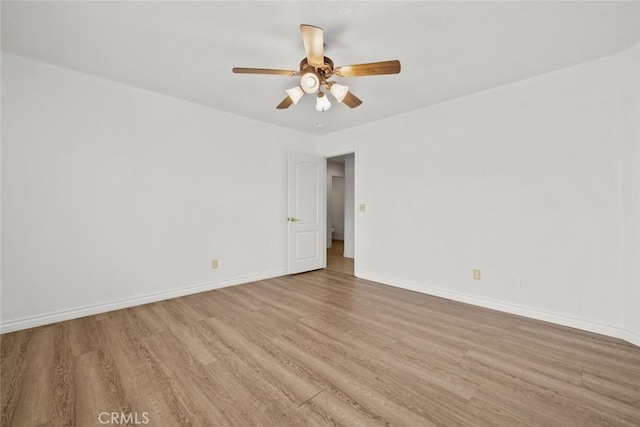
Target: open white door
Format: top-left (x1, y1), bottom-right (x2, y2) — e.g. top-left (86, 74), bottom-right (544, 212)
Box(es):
top-left (288, 152), bottom-right (326, 274)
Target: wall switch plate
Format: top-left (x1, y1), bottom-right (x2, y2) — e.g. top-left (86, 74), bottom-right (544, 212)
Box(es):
top-left (359, 204), bottom-right (366, 212)
top-left (211, 259), bottom-right (219, 269)
top-left (473, 269), bottom-right (481, 280)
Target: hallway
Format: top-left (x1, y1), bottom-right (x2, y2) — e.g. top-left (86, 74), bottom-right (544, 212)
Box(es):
top-left (325, 240), bottom-right (354, 276)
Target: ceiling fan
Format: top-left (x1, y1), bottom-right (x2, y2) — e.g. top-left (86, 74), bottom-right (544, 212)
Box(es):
top-left (232, 24), bottom-right (401, 112)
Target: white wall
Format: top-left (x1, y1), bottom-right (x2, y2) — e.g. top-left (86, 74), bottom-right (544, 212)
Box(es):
top-left (621, 45), bottom-right (640, 344)
top-left (3, 44), bottom-right (639, 346)
top-left (1, 53), bottom-right (318, 332)
top-left (321, 44), bottom-right (640, 345)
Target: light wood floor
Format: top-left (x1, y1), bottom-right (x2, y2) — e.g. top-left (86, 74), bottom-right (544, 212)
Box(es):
top-left (2, 249), bottom-right (640, 426)
top-left (326, 239), bottom-right (354, 276)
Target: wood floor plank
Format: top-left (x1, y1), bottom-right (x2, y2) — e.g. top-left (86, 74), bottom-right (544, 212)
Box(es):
top-left (49, 323), bottom-right (76, 426)
top-left (465, 348), bottom-right (640, 425)
top-left (272, 334), bottom-right (438, 426)
top-left (106, 342), bottom-right (167, 402)
top-left (501, 330), bottom-right (640, 385)
top-left (1, 330), bottom-right (33, 427)
top-left (96, 311), bottom-right (140, 350)
top-left (373, 365), bottom-right (482, 427)
top-left (279, 323), bottom-right (389, 383)
top-left (202, 315), bottom-right (327, 406)
top-left (67, 315), bottom-right (103, 357)
top-left (143, 330), bottom-right (239, 426)
top-left (201, 348), bottom-right (329, 426)
top-left (2, 253), bottom-right (640, 426)
top-left (299, 389), bottom-right (402, 427)
top-left (74, 349), bottom-right (128, 427)
top-left (3, 327), bottom-right (57, 426)
top-left (387, 337), bottom-right (582, 425)
top-left (581, 371), bottom-right (640, 407)
top-left (127, 303), bottom-right (170, 335)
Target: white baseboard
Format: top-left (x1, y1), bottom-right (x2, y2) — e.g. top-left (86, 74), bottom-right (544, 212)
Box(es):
top-left (622, 331), bottom-right (640, 348)
top-left (357, 271), bottom-right (638, 347)
top-left (0, 269), bottom-right (287, 334)
top-left (5, 269), bottom-right (640, 349)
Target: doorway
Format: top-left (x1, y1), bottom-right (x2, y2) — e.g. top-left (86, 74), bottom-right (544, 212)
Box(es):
top-left (326, 153), bottom-right (355, 275)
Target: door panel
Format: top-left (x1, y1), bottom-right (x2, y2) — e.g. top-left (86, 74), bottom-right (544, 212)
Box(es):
top-left (288, 152), bottom-right (325, 274)
top-left (296, 231), bottom-right (319, 259)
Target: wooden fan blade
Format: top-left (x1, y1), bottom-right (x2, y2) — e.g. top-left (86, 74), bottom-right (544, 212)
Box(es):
top-left (276, 96), bottom-right (294, 109)
top-left (300, 24), bottom-right (324, 67)
top-left (334, 60), bottom-right (401, 77)
top-left (342, 91), bottom-right (363, 108)
top-left (232, 67), bottom-right (298, 76)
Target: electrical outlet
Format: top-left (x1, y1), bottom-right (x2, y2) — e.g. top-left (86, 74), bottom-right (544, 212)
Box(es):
top-left (473, 269), bottom-right (481, 280)
top-left (359, 204), bottom-right (366, 212)
top-left (512, 275), bottom-right (522, 289)
top-left (211, 259), bottom-right (219, 269)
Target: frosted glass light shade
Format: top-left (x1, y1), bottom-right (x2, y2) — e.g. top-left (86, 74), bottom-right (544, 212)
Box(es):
top-left (286, 86), bottom-right (304, 104)
top-left (300, 72), bottom-right (320, 94)
top-left (315, 92), bottom-right (331, 112)
top-left (329, 83), bottom-right (349, 103)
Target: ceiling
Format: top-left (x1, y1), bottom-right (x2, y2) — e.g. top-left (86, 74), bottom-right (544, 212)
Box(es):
top-left (2, 1), bottom-right (640, 136)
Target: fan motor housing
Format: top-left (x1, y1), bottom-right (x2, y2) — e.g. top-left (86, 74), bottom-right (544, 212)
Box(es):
top-left (300, 57), bottom-right (334, 80)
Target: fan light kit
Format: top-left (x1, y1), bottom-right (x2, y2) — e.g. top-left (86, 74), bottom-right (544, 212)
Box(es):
top-left (301, 72), bottom-right (320, 94)
top-left (233, 24), bottom-right (401, 112)
top-left (316, 92), bottom-right (331, 112)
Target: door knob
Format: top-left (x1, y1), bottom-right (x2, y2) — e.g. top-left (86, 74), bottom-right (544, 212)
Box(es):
top-left (288, 217), bottom-right (299, 222)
